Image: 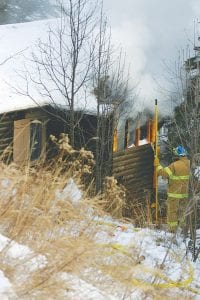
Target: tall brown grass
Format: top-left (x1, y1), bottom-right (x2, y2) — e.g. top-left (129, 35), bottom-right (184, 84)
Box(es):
top-left (0, 135), bottom-right (196, 299)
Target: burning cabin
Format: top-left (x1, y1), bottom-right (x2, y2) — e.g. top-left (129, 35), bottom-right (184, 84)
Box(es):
top-left (0, 20), bottom-right (113, 175)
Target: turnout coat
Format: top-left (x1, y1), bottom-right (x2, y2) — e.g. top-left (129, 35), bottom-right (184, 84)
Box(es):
top-left (157, 157), bottom-right (190, 229)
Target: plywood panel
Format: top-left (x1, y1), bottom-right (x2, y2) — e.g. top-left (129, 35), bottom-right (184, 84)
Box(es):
top-left (13, 119), bottom-right (30, 164)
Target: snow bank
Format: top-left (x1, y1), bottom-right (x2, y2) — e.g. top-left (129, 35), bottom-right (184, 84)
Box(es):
top-left (61, 273), bottom-right (117, 300)
top-left (0, 233), bottom-right (46, 299)
top-left (55, 178), bottom-right (82, 205)
top-left (0, 177), bottom-right (199, 299)
top-left (0, 270), bottom-right (17, 300)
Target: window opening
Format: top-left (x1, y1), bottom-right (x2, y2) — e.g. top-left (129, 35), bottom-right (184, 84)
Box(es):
top-left (30, 120), bottom-right (42, 161)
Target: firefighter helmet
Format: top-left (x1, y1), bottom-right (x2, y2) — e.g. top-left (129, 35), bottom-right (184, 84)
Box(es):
top-left (173, 145), bottom-right (187, 156)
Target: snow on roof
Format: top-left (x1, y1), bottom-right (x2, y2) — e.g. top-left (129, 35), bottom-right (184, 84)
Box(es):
top-left (0, 19), bottom-right (97, 115)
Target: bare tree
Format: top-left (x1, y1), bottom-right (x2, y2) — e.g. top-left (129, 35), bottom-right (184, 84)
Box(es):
top-left (91, 4), bottom-right (133, 192)
top-left (18, 0), bottom-right (97, 147)
top-left (14, 0), bottom-right (134, 192)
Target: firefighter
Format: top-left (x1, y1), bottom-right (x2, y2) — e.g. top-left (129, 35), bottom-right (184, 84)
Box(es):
top-left (154, 145), bottom-right (190, 233)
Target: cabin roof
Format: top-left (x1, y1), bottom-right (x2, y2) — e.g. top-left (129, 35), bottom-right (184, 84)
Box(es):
top-left (0, 19), bottom-right (99, 115)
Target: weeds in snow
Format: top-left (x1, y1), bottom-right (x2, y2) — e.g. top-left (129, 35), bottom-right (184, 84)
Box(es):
top-left (0, 139), bottom-right (198, 299)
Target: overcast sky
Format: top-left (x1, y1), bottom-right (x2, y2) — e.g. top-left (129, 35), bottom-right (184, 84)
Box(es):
top-left (1, 0), bottom-right (199, 115)
top-left (103, 0), bottom-right (200, 115)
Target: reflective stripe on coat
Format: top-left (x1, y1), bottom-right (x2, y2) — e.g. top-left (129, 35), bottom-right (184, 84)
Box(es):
top-left (157, 157), bottom-right (190, 199)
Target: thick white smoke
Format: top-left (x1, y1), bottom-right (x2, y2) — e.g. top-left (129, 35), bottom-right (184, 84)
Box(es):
top-left (104, 0), bottom-right (200, 116)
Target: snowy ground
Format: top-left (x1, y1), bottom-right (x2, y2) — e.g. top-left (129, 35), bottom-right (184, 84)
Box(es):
top-left (0, 219), bottom-right (200, 299)
top-left (0, 179), bottom-right (199, 299)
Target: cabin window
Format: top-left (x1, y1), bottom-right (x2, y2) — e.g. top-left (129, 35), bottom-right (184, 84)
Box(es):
top-left (30, 120), bottom-right (42, 161)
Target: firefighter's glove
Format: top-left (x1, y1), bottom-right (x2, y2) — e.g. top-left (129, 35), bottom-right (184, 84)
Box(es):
top-left (153, 157), bottom-right (160, 167)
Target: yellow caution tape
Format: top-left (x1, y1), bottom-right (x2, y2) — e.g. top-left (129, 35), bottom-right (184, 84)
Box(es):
top-left (93, 219), bottom-right (140, 232)
top-left (94, 220), bottom-right (116, 227)
top-left (130, 264), bottom-right (200, 294)
top-left (98, 243), bottom-right (132, 257)
top-left (97, 243), bottom-right (200, 295)
top-left (94, 220), bottom-right (200, 295)
top-left (110, 243), bottom-right (132, 256)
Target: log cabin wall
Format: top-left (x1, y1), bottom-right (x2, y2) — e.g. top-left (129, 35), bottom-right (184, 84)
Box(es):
top-left (0, 105), bottom-right (113, 195)
top-left (112, 144), bottom-right (154, 208)
top-left (0, 112), bottom-right (24, 161)
top-left (0, 107), bottom-right (98, 162)
top-left (0, 106), bottom-right (113, 176)
top-left (0, 107), bottom-right (50, 163)
top-left (47, 110), bottom-right (113, 178)
top-left (46, 110), bottom-right (98, 158)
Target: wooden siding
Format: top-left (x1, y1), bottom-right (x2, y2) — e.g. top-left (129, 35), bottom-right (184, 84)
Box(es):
top-left (0, 114), bottom-right (16, 160)
top-left (112, 144), bottom-right (154, 200)
top-left (0, 108), bottom-right (49, 162)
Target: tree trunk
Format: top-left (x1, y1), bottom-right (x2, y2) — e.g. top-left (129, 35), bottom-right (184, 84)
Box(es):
top-left (95, 105), bottom-right (101, 193)
top-left (69, 107), bottom-right (75, 147)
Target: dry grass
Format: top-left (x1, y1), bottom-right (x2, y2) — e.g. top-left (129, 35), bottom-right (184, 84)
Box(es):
top-left (0, 135), bottom-right (197, 299)
top-left (0, 160), bottom-right (98, 298)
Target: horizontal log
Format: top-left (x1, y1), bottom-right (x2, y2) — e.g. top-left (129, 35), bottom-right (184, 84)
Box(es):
top-left (113, 164), bottom-right (153, 178)
top-left (113, 170), bottom-right (153, 181)
top-left (121, 176), bottom-right (152, 186)
top-left (0, 135), bottom-right (13, 141)
top-left (123, 182), bottom-right (153, 192)
top-left (126, 193), bottom-right (152, 202)
top-left (113, 144), bottom-right (153, 158)
top-left (113, 143), bottom-right (152, 156)
top-left (113, 149), bottom-right (153, 163)
top-left (125, 185), bottom-right (152, 195)
top-left (123, 192), bottom-right (152, 202)
top-left (113, 149), bottom-right (154, 164)
top-left (0, 138), bottom-right (12, 144)
top-left (113, 148), bottom-right (153, 163)
top-left (0, 119), bottom-right (13, 124)
top-left (116, 171), bottom-right (153, 183)
top-left (112, 166), bottom-right (154, 178)
top-left (0, 142), bottom-right (13, 150)
top-left (0, 121), bottom-right (13, 126)
top-left (113, 156), bottom-right (153, 172)
top-left (0, 127), bottom-right (12, 134)
top-left (113, 166), bottom-right (153, 177)
top-left (119, 187), bottom-right (152, 196)
top-left (0, 137), bottom-right (13, 144)
top-left (122, 177), bottom-right (152, 185)
top-left (122, 185), bottom-right (152, 194)
top-left (113, 157), bottom-right (153, 170)
top-left (123, 183), bottom-right (152, 192)
top-left (117, 173), bottom-right (153, 185)
top-left (0, 114), bottom-right (13, 121)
